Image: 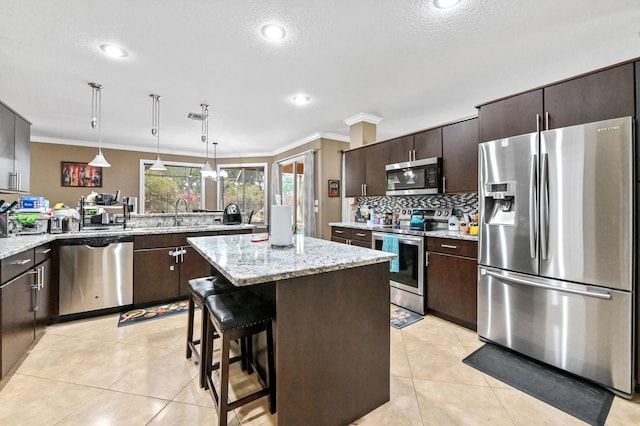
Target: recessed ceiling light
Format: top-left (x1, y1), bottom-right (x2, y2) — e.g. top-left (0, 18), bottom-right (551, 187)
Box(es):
top-left (99, 43), bottom-right (128, 58)
top-left (292, 95), bottom-right (310, 105)
top-left (261, 24), bottom-right (286, 41)
top-left (433, 0), bottom-right (461, 9)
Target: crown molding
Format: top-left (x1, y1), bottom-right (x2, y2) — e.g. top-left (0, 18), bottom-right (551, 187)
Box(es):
top-left (343, 113), bottom-right (383, 126)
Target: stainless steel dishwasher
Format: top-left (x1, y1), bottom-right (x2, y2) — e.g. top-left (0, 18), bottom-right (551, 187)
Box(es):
top-left (59, 235), bottom-right (133, 316)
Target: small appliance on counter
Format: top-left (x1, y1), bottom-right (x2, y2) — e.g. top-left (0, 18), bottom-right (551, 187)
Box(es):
top-left (94, 190), bottom-right (121, 206)
top-left (223, 203), bottom-right (242, 224)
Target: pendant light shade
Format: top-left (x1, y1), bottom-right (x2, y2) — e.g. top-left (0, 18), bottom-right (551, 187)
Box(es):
top-left (149, 94), bottom-right (167, 171)
top-left (88, 83), bottom-right (111, 167)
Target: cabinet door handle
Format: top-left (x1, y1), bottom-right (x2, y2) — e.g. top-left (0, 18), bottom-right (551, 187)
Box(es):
top-left (545, 111), bottom-right (550, 130)
top-left (355, 232), bottom-right (366, 237)
top-left (363, 183), bottom-right (367, 197)
top-left (11, 258), bottom-right (32, 265)
top-left (334, 230), bottom-right (344, 234)
top-left (440, 244), bottom-right (458, 249)
top-left (37, 248), bottom-right (52, 255)
top-left (536, 113), bottom-right (541, 133)
top-left (425, 251), bottom-right (429, 266)
top-left (442, 176), bottom-right (446, 193)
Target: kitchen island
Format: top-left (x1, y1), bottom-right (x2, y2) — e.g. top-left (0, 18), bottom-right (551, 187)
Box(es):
top-left (188, 233), bottom-right (395, 426)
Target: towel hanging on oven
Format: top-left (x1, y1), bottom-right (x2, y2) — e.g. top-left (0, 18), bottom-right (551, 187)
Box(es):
top-left (382, 234), bottom-right (400, 273)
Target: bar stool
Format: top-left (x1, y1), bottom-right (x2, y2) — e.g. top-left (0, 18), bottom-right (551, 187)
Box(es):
top-left (186, 275), bottom-right (239, 388)
top-left (204, 289), bottom-right (276, 426)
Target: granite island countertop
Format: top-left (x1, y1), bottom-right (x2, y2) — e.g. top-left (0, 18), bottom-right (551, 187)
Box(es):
top-left (188, 233), bottom-right (396, 286)
top-left (329, 221), bottom-right (479, 242)
top-left (0, 224), bottom-right (255, 260)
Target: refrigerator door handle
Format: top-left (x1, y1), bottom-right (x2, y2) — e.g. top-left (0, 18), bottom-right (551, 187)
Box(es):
top-left (529, 154), bottom-right (537, 258)
top-left (540, 153), bottom-right (549, 260)
top-left (483, 269), bottom-right (612, 300)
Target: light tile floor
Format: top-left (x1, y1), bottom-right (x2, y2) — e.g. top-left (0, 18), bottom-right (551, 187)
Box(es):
top-left (0, 310), bottom-right (638, 425)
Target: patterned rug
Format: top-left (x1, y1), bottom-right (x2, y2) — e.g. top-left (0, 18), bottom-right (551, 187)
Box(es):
top-left (118, 300), bottom-right (190, 327)
top-left (390, 305), bottom-right (424, 329)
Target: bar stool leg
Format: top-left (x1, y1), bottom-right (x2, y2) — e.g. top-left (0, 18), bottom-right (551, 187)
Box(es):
top-left (266, 322), bottom-right (276, 414)
top-left (186, 296), bottom-right (195, 359)
top-left (199, 307), bottom-right (208, 388)
top-left (218, 333), bottom-right (232, 426)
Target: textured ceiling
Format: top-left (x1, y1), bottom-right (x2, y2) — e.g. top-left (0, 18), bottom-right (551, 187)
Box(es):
top-left (0, 0), bottom-right (639, 158)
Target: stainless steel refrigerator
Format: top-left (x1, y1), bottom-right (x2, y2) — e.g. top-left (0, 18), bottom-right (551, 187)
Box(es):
top-left (477, 116), bottom-right (635, 397)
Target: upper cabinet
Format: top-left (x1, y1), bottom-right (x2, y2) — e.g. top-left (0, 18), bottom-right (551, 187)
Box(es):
top-left (0, 101), bottom-right (31, 193)
top-left (387, 135), bottom-right (415, 164)
top-left (387, 129), bottom-right (443, 165)
top-left (442, 117), bottom-right (478, 193)
top-left (344, 142), bottom-right (389, 197)
top-left (478, 62), bottom-right (635, 142)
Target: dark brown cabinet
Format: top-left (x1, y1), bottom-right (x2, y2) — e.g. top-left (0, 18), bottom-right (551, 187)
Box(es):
top-left (544, 63), bottom-right (635, 130)
top-left (387, 129), bottom-right (443, 165)
top-left (426, 238), bottom-right (478, 330)
top-left (442, 117), bottom-right (478, 193)
top-left (387, 135), bottom-right (415, 164)
top-left (413, 128), bottom-right (443, 161)
top-left (478, 63), bottom-right (635, 142)
top-left (344, 142), bottom-right (389, 197)
top-left (0, 100), bottom-right (31, 193)
top-left (133, 229), bottom-right (250, 305)
top-left (0, 243), bottom-right (50, 378)
top-left (330, 226), bottom-right (372, 248)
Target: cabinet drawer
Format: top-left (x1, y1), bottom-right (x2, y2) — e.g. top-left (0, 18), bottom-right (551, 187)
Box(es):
top-left (331, 227), bottom-right (351, 239)
top-left (427, 238), bottom-right (477, 258)
top-left (350, 229), bottom-right (371, 243)
top-left (134, 233), bottom-right (192, 249)
top-left (34, 244), bottom-right (52, 264)
top-left (1, 249), bottom-right (35, 283)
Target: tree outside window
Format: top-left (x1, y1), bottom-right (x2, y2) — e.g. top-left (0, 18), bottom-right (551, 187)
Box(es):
top-left (142, 162), bottom-right (203, 213)
top-left (219, 165), bottom-right (266, 224)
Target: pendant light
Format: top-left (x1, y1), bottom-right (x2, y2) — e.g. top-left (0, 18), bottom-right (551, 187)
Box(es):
top-left (149, 94), bottom-right (167, 171)
top-left (215, 142), bottom-right (228, 179)
top-left (88, 83), bottom-right (111, 167)
top-left (199, 104), bottom-right (216, 179)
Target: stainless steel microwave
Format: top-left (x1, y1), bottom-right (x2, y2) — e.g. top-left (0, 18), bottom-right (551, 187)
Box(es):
top-left (385, 157), bottom-right (443, 195)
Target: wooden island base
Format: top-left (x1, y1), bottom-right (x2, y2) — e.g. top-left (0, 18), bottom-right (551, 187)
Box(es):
top-left (251, 262), bottom-right (391, 426)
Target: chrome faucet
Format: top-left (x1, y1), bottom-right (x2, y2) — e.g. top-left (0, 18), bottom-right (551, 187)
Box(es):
top-left (174, 197), bottom-right (189, 226)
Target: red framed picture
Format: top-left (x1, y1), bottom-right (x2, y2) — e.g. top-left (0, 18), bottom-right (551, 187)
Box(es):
top-left (328, 179), bottom-right (340, 197)
top-left (61, 161), bottom-right (102, 187)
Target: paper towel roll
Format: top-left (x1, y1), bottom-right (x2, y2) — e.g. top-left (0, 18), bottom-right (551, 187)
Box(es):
top-left (271, 205), bottom-right (293, 246)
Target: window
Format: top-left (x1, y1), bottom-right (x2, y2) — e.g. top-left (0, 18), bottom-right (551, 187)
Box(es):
top-left (280, 159), bottom-right (305, 234)
top-left (139, 160), bottom-right (205, 213)
top-left (218, 163), bottom-right (267, 224)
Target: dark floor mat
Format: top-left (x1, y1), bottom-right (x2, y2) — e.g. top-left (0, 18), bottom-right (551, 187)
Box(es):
top-left (463, 343), bottom-right (613, 426)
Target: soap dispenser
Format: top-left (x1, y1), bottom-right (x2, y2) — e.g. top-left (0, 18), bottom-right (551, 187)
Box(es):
top-left (448, 215), bottom-right (459, 232)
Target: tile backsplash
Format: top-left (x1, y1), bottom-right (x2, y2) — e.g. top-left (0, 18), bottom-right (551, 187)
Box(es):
top-left (352, 193), bottom-right (478, 219)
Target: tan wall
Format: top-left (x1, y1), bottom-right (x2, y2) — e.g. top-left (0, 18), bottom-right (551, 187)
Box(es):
top-left (14, 141), bottom-right (346, 239)
top-left (25, 143), bottom-right (272, 210)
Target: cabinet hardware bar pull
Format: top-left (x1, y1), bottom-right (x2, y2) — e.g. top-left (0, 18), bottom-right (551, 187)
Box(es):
top-left (37, 248), bottom-right (52, 254)
top-left (545, 111), bottom-right (550, 130)
top-left (536, 113), bottom-right (541, 133)
top-left (442, 176), bottom-right (446, 193)
top-left (334, 230), bottom-right (343, 234)
top-left (355, 233), bottom-right (366, 237)
top-left (440, 244), bottom-right (457, 249)
top-left (11, 259), bottom-right (32, 265)
top-left (425, 251), bottom-right (429, 266)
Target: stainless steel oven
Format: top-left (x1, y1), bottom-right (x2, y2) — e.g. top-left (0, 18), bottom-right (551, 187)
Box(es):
top-left (372, 232), bottom-right (425, 314)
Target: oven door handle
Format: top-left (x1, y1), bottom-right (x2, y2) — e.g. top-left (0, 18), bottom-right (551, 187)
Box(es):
top-left (372, 232), bottom-right (424, 245)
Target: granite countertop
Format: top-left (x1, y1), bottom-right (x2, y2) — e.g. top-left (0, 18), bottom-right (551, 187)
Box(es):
top-left (187, 233), bottom-right (396, 286)
top-left (0, 224), bottom-right (255, 260)
top-left (329, 222), bottom-right (479, 242)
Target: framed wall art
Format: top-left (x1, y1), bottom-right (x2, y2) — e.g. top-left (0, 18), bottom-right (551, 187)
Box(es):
top-left (61, 161), bottom-right (102, 187)
top-left (328, 179), bottom-right (340, 197)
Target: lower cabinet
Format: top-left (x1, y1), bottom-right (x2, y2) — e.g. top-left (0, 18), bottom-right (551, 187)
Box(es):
top-left (330, 226), bottom-right (372, 248)
top-left (0, 243), bottom-right (51, 378)
top-left (133, 229), bottom-right (250, 306)
top-left (426, 238), bottom-right (478, 330)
